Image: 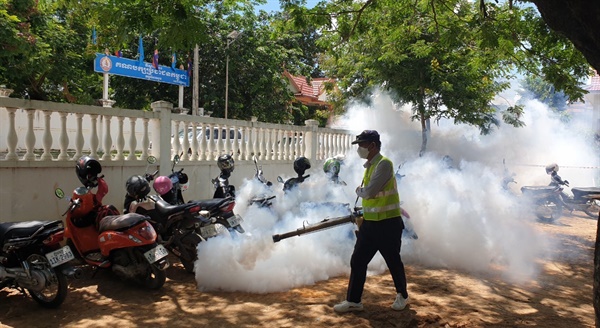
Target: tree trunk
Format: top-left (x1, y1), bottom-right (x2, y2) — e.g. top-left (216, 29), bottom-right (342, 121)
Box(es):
top-left (418, 84), bottom-right (428, 157)
top-left (419, 115), bottom-right (427, 157)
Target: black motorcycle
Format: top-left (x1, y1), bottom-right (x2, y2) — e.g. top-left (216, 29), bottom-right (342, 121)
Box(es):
top-left (0, 220), bottom-right (81, 307)
top-left (247, 155), bottom-right (276, 207)
top-left (277, 156), bottom-right (311, 192)
top-left (277, 174), bottom-right (311, 192)
top-left (212, 154), bottom-right (236, 199)
top-left (503, 162), bottom-right (565, 222)
top-left (547, 168), bottom-right (600, 219)
top-left (567, 187), bottom-right (600, 218)
top-left (123, 156), bottom-right (218, 273)
top-left (520, 185), bottom-right (564, 221)
top-left (162, 155), bottom-right (245, 236)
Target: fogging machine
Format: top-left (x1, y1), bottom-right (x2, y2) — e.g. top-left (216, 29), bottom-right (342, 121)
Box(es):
top-left (272, 206), bottom-right (363, 243)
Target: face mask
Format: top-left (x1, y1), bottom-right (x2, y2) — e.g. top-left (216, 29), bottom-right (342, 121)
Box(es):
top-left (357, 146), bottom-right (369, 159)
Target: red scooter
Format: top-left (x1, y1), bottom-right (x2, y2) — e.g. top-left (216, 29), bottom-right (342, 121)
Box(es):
top-left (56, 156), bottom-right (169, 289)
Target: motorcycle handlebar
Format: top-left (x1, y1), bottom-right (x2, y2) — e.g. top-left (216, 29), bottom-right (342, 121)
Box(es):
top-left (62, 199), bottom-right (80, 216)
top-left (145, 170), bottom-right (159, 181)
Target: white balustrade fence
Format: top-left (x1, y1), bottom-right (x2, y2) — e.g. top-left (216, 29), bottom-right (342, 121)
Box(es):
top-left (0, 93), bottom-right (353, 222)
top-left (0, 98), bottom-right (351, 165)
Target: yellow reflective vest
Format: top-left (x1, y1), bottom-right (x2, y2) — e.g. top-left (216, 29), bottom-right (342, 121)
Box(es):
top-left (362, 155), bottom-right (401, 221)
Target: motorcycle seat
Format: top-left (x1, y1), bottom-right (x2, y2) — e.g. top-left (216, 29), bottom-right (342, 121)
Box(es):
top-left (192, 198), bottom-right (231, 211)
top-left (98, 213), bottom-right (148, 233)
top-left (520, 185), bottom-right (556, 195)
top-left (0, 220), bottom-right (63, 246)
top-left (571, 187), bottom-right (600, 199)
top-left (154, 198), bottom-right (194, 216)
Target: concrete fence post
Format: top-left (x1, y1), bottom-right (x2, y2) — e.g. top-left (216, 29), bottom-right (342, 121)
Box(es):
top-left (151, 101), bottom-right (173, 176)
top-left (304, 119), bottom-right (319, 161)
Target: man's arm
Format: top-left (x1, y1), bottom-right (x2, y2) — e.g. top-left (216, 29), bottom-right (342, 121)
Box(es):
top-left (356, 160), bottom-right (393, 199)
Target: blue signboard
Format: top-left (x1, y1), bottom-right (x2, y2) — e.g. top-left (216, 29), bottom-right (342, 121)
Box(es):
top-left (94, 53), bottom-right (189, 87)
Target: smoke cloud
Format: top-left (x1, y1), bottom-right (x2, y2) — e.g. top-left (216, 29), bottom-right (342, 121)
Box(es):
top-left (195, 90), bottom-right (599, 292)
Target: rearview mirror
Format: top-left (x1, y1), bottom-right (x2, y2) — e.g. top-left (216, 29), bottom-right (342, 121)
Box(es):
top-left (173, 154), bottom-right (180, 164)
top-left (54, 188), bottom-right (65, 199)
top-left (277, 176), bottom-right (284, 183)
top-left (147, 156), bottom-right (157, 164)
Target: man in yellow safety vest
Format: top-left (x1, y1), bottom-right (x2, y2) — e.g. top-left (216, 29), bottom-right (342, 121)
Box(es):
top-left (333, 129), bottom-right (409, 313)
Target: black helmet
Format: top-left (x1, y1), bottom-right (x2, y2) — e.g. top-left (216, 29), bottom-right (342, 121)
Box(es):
top-left (217, 154), bottom-right (235, 173)
top-left (75, 156), bottom-right (102, 187)
top-left (178, 172), bottom-right (189, 184)
top-left (293, 156), bottom-right (311, 176)
top-left (126, 175), bottom-right (150, 200)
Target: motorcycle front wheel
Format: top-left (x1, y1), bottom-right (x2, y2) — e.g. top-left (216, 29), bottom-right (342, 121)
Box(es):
top-left (584, 200), bottom-right (600, 219)
top-left (133, 249), bottom-right (166, 290)
top-left (26, 254), bottom-right (68, 308)
top-left (535, 199), bottom-right (563, 222)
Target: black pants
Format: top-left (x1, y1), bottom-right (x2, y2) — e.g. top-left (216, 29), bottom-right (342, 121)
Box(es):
top-left (346, 216), bottom-right (408, 303)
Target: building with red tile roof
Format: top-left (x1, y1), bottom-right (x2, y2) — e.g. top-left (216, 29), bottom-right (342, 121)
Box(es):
top-left (283, 70), bottom-right (335, 109)
top-left (585, 71), bottom-right (600, 93)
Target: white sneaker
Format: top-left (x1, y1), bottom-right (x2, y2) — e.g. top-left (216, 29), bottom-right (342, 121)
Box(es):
top-left (391, 294), bottom-right (409, 311)
top-left (333, 300), bottom-right (364, 313)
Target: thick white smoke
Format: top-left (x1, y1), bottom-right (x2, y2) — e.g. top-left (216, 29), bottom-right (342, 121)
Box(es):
top-left (195, 90), bottom-right (599, 292)
top-left (194, 178), bottom-right (363, 293)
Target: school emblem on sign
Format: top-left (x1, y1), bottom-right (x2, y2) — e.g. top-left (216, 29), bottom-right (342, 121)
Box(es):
top-left (99, 56), bottom-right (112, 72)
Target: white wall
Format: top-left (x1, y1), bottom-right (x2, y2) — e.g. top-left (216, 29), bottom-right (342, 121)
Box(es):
top-left (0, 160), bottom-right (299, 222)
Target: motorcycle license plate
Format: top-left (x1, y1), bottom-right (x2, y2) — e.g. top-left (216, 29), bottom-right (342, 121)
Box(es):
top-left (45, 245), bottom-right (75, 268)
top-left (227, 214), bottom-right (243, 227)
top-left (200, 224), bottom-right (219, 238)
top-left (143, 245), bottom-right (169, 264)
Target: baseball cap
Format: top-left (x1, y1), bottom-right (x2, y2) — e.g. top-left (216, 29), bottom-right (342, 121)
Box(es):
top-left (351, 130), bottom-right (380, 144)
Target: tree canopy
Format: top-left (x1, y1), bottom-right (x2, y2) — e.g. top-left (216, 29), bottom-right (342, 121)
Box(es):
top-left (281, 0), bottom-right (590, 153)
top-left (0, 0), bottom-right (101, 102)
top-left (0, 0), bottom-right (594, 133)
top-left (0, 0), bottom-right (328, 124)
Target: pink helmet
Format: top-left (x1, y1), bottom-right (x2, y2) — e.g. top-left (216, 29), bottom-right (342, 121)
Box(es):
top-left (153, 176), bottom-right (173, 195)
